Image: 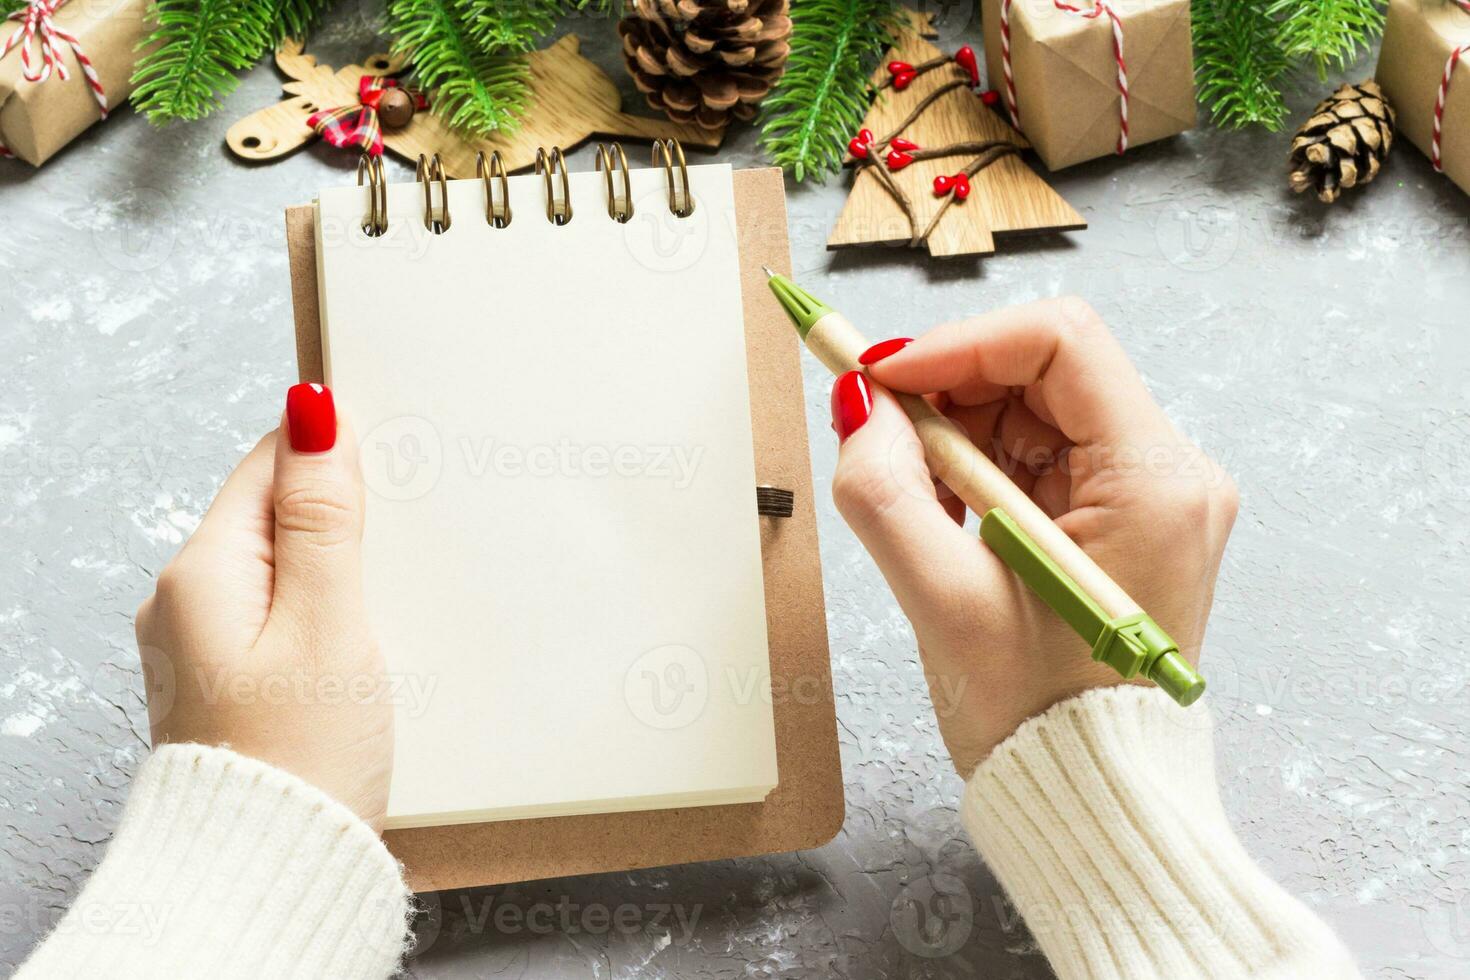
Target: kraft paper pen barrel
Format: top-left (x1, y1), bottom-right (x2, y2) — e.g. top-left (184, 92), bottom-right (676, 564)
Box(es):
top-left (764, 266), bottom-right (1204, 707)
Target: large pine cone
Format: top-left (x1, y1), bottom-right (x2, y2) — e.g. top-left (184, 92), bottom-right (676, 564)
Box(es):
top-left (1289, 80), bottom-right (1396, 203)
top-left (619, 0), bottom-right (792, 131)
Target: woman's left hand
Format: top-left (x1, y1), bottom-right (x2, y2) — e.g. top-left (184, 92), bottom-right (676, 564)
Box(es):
top-left (135, 384), bottom-right (394, 830)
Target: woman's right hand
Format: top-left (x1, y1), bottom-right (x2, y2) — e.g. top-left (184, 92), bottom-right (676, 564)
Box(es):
top-left (828, 298), bottom-right (1239, 776)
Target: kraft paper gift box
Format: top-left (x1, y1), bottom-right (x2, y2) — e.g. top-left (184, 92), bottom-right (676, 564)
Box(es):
top-left (1376, 0), bottom-right (1470, 195)
top-left (0, 0), bottom-right (150, 166)
top-left (980, 0), bottom-right (1195, 171)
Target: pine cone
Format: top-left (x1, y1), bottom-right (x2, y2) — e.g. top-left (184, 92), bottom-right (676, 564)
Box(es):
top-left (619, 0), bottom-right (791, 131)
top-left (1289, 80), bottom-right (1396, 204)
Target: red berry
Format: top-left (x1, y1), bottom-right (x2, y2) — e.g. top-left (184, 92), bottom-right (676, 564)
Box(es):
top-left (886, 150), bottom-right (914, 170)
top-left (887, 60), bottom-right (914, 76)
top-left (932, 175), bottom-right (953, 196)
top-left (890, 137), bottom-right (919, 152)
top-left (847, 137), bottom-right (868, 159)
top-left (953, 174), bottom-right (972, 201)
top-left (893, 70), bottom-right (917, 91)
top-left (981, 89), bottom-right (1001, 108)
top-left (954, 45), bottom-right (980, 87)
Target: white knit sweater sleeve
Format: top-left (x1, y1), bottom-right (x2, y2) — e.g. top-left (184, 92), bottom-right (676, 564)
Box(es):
top-left (962, 685), bottom-right (1358, 979)
top-left (16, 743), bottom-right (412, 980)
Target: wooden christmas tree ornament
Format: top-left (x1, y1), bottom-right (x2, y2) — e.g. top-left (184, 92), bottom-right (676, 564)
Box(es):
top-left (827, 13), bottom-right (1085, 258)
top-left (227, 35), bottom-right (723, 176)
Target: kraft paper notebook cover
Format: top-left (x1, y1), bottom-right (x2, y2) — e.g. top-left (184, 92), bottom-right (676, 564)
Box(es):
top-left (285, 163), bottom-right (842, 891)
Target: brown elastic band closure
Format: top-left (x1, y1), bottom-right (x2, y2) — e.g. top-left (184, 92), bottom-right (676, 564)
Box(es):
top-left (756, 485), bottom-right (795, 518)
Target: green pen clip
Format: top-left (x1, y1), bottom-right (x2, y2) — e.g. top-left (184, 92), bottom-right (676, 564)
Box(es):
top-left (979, 508), bottom-right (1206, 707)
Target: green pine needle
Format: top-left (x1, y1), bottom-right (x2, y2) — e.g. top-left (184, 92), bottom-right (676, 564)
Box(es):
top-left (388, 0), bottom-right (532, 135)
top-left (1269, 0), bottom-right (1386, 80)
top-left (459, 0), bottom-right (560, 52)
top-left (759, 0), bottom-right (903, 182)
top-left (1192, 0), bottom-right (1290, 130)
top-left (273, 0), bottom-right (332, 39)
top-left (131, 0), bottom-right (279, 123)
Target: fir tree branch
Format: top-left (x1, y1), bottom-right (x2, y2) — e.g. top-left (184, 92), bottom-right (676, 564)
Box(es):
top-left (1192, 0), bottom-right (1290, 130)
top-left (759, 0), bottom-right (902, 182)
top-left (388, 0), bottom-right (531, 134)
top-left (1269, 0), bottom-right (1385, 80)
top-left (131, 0), bottom-right (278, 122)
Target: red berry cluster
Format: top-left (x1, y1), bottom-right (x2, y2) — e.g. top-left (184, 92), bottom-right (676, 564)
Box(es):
top-left (933, 173), bottom-right (972, 200)
top-left (887, 44), bottom-right (980, 91)
top-left (847, 129), bottom-right (921, 170)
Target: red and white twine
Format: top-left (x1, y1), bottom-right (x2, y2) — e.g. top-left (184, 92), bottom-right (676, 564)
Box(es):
top-left (999, 0), bottom-right (1130, 154)
top-left (1432, 0), bottom-right (1470, 172)
top-left (0, 0), bottom-right (108, 158)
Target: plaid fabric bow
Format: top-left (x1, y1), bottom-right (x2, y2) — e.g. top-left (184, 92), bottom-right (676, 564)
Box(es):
top-left (306, 75), bottom-right (426, 156)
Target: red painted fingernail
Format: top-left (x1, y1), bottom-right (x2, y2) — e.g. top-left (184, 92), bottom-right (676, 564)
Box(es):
top-left (831, 371), bottom-right (873, 444)
top-left (858, 337), bottom-right (913, 365)
top-left (286, 383), bottom-right (337, 453)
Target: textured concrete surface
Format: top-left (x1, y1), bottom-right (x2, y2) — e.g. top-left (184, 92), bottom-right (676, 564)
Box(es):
top-left (2, 6), bottom-right (1468, 978)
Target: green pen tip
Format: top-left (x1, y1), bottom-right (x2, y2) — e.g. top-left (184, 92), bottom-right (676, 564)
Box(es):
top-left (1148, 651), bottom-right (1206, 707)
top-left (763, 267), bottom-right (833, 340)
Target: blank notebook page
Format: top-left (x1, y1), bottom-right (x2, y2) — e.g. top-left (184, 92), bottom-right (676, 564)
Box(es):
top-left (315, 164), bottom-right (777, 829)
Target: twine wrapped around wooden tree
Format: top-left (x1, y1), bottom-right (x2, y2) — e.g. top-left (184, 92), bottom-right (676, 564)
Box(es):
top-left (826, 12), bottom-right (1084, 259)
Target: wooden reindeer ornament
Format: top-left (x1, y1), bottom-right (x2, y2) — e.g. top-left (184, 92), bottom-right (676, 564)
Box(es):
top-left (827, 13), bottom-right (1084, 258)
top-left (227, 35), bottom-right (722, 176)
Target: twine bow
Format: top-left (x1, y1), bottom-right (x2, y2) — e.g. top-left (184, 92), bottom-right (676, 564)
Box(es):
top-left (307, 75), bottom-right (426, 156)
top-left (1000, 0), bottom-right (1130, 154)
top-left (0, 0), bottom-right (108, 159)
top-left (1432, 0), bottom-right (1470, 172)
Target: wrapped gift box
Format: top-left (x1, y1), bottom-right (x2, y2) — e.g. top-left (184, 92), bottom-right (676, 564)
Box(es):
top-left (0, 0), bottom-right (150, 165)
top-left (1376, 0), bottom-right (1470, 194)
top-left (980, 0), bottom-right (1195, 170)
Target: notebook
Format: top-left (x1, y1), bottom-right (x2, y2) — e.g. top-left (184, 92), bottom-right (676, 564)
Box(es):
top-left (313, 150), bottom-right (778, 829)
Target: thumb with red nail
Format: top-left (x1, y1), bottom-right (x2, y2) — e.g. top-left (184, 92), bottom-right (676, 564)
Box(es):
top-left (136, 382), bottom-right (393, 831)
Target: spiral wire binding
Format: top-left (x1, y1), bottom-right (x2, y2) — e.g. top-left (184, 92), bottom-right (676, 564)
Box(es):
top-left (416, 153), bottom-right (452, 233)
top-left (349, 142), bottom-right (786, 514)
top-left (356, 154), bottom-right (388, 237)
top-left (595, 142), bottom-right (634, 223)
top-left (355, 139), bottom-right (696, 238)
top-left (535, 146), bottom-right (573, 225)
top-left (652, 138), bottom-right (695, 218)
top-left (476, 150), bottom-right (512, 228)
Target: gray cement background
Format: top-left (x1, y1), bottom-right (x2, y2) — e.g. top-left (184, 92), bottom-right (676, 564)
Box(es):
top-left (2, 5), bottom-right (1467, 978)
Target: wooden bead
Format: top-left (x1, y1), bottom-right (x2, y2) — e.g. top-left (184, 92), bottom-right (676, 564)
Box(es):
top-left (377, 87), bottom-right (415, 129)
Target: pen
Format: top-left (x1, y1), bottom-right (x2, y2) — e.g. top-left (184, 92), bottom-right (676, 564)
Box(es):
top-left (764, 266), bottom-right (1205, 707)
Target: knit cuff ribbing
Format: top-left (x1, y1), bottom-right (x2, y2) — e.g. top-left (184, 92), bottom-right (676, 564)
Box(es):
top-left (18, 744), bottom-right (412, 980)
top-left (962, 686), bottom-right (1358, 980)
